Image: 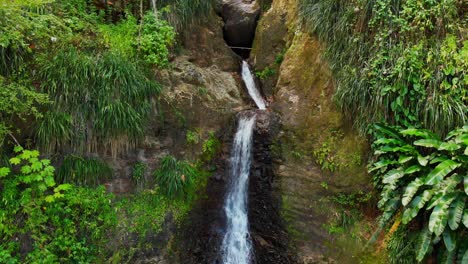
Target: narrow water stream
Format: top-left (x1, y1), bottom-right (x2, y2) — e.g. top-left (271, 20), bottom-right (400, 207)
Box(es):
top-left (221, 61), bottom-right (266, 263)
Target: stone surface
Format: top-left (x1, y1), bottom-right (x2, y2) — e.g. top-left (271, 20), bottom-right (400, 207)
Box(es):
top-left (251, 0), bottom-right (374, 262)
top-left (222, 0), bottom-right (261, 49)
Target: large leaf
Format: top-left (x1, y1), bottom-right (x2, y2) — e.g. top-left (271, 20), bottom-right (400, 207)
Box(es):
top-left (374, 123), bottom-right (403, 140)
top-left (402, 190), bottom-right (432, 224)
top-left (442, 229), bottom-right (457, 252)
top-left (438, 142), bottom-right (461, 151)
top-left (398, 155), bottom-right (413, 163)
top-left (448, 196), bottom-right (465, 230)
top-left (416, 226), bottom-right (432, 262)
top-left (415, 139), bottom-right (443, 149)
top-left (368, 159), bottom-right (396, 172)
top-left (402, 178), bottom-right (424, 206)
top-left (405, 164), bottom-right (422, 174)
top-left (383, 169), bottom-right (405, 185)
top-left (374, 137), bottom-right (405, 146)
top-left (429, 195), bottom-right (457, 236)
top-left (418, 155), bottom-right (432, 166)
top-left (401, 128), bottom-right (440, 139)
top-left (424, 160), bottom-right (461, 185)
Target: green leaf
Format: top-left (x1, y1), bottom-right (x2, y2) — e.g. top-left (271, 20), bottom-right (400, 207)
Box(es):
top-left (13, 145), bottom-right (23, 153)
top-left (415, 139), bottom-right (442, 148)
top-left (416, 226), bottom-right (432, 262)
top-left (448, 197), bottom-right (465, 230)
top-left (398, 155), bottom-right (413, 163)
top-left (382, 169), bottom-right (405, 184)
top-left (44, 195), bottom-right (55, 203)
top-left (369, 159), bottom-right (395, 172)
top-left (424, 160), bottom-right (461, 185)
top-left (442, 230), bottom-right (456, 252)
top-left (402, 190), bottom-right (432, 224)
top-left (438, 142), bottom-right (461, 151)
top-left (0, 167), bottom-right (10, 177)
top-left (401, 128), bottom-right (439, 139)
top-left (374, 124), bottom-right (403, 140)
top-left (404, 165), bottom-right (422, 174)
top-left (9, 157), bottom-right (20, 165)
top-left (418, 155), bottom-right (431, 166)
top-left (463, 209), bottom-right (468, 228)
top-left (429, 195), bottom-right (456, 236)
top-left (402, 178), bottom-right (423, 206)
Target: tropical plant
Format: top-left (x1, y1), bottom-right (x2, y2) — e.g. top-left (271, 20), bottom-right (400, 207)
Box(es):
top-left (369, 124), bottom-right (468, 262)
top-left (299, 0), bottom-right (467, 135)
top-left (139, 11), bottom-right (175, 67)
top-left (153, 155), bottom-right (197, 198)
top-left (37, 48), bottom-right (161, 156)
top-left (56, 155), bottom-right (112, 186)
top-left (0, 146), bottom-right (115, 262)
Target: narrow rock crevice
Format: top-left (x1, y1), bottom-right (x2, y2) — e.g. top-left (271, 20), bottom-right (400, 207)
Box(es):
top-left (220, 0), bottom-right (260, 58)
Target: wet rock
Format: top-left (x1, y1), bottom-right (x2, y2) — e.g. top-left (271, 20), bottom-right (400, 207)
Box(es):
top-left (222, 0), bottom-right (261, 48)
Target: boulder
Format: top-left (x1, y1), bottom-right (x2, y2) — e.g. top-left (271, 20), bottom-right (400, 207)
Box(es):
top-left (222, 0), bottom-right (261, 48)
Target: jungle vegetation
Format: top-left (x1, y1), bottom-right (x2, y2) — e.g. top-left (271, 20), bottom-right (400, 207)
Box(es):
top-left (0, 0), bottom-right (215, 262)
top-left (300, 0), bottom-right (467, 262)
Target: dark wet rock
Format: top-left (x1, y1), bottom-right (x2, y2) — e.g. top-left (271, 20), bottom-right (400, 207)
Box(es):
top-left (222, 0), bottom-right (261, 49)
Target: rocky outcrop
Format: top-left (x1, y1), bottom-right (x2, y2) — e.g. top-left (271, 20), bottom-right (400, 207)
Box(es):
top-left (221, 0), bottom-right (261, 54)
top-left (251, 0), bottom-right (373, 263)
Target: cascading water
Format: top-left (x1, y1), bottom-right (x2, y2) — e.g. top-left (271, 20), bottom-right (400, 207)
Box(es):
top-left (221, 61), bottom-right (266, 264)
top-left (241, 61), bottom-right (267, 110)
top-left (221, 116), bottom-right (256, 264)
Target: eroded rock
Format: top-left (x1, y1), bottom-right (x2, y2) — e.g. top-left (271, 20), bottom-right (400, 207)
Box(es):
top-left (222, 0), bottom-right (261, 49)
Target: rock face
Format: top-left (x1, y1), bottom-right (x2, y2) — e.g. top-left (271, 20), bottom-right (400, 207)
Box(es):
top-left (251, 0), bottom-right (374, 263)
top-left (222, 0), bottom-right (261, 53)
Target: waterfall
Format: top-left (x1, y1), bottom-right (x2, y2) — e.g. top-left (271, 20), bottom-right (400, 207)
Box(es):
top-left (221, 115), bottom-right (256, 264)
top-left (221, 61), bottom-right (266, 264)
top-left (241, 61), bottom-right (267, 110)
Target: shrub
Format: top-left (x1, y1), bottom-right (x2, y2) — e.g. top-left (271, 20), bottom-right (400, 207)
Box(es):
top-left (0, 147), bottom-right (115, 262)
top-left (153, 155), bottom-right (197, 198)
top-left (139, 11), bottom-right (175, 68)
top-left (369, 124), bottom-right (468, 262)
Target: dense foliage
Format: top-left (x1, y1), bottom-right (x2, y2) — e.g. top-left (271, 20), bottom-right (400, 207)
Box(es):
top-left (299, 0), bottom-right (467, 262)
top-left (0, 147), bottom-right (115, 262)
top-left (300, 0), bottom-right (467, 135)
top-left (0, 0), bottom-right (215, 262)
top-left (369, 125), bottom-right (467, 262)
top-left (37, 48), bottom-right (160, 156)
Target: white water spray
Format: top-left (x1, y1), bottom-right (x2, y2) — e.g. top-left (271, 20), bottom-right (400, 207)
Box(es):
top-left (221, 115), bottom-right (256, 264)
top-left (241, 61), bottom-right (266, 110)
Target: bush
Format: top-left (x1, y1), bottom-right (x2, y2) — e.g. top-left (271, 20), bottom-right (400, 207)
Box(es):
top-left (369, 124), bottom-right (468, 262)
top-left (139, 11), bottom-right (175, 68)
top-left (153, 155), bottom-right (197, 198)
top-left (0, 147), bottom-right (115, 262)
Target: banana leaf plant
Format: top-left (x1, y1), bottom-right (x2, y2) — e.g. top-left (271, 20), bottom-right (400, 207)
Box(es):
top-left (369, 124), bottom-right (468, 262)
